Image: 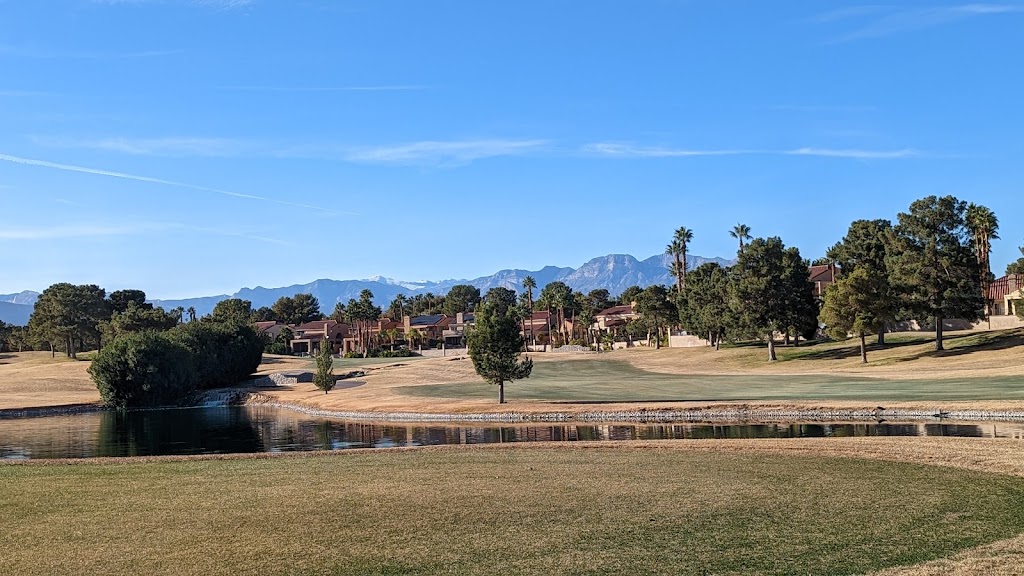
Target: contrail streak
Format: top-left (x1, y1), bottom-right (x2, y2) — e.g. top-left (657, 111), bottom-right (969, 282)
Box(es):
top-left (0, 152), bottom-right (358, 215)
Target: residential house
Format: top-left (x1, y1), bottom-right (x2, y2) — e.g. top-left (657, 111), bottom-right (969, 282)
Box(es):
top-left (594, 305), bottom-right (639, 331)
top-left (443, 312), bottom-right (474, 348)
top-left (255, 321), bottom-right (289, 342)
top-left (989, 274), bottom-right (1023, 317)
top-left (403, 314), bottom-right (453, 348)
top-left (808, 264), bottom-right (837, 299)
top-left (523, 310), bottom-right (558, 343)
top-left (290, 320), bottom-right (348, 355)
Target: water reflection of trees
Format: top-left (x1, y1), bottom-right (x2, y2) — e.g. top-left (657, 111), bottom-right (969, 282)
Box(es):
top-left (0, 407), bottom-right (1004, 460)
top-left (96, 408), bottom-right (263, 457)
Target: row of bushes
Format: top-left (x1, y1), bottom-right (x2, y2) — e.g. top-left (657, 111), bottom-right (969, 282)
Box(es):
top-left (89, 322), bottom-right (264, 409)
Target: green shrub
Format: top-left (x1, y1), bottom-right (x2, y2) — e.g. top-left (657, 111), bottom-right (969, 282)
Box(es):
top-left (89, 332), bottom-right (198, 409)
top-left (265, 342), bottom-right (290, 355)
top-left (168, 322), bottom-right (263, 389)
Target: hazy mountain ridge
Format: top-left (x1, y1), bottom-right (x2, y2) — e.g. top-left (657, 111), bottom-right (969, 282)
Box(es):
top-left (0, 253), bottom-right (733, 324)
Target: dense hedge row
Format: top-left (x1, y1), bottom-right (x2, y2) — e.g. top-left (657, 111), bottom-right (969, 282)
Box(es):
top-left (89, 322), bottom-right (264, 409)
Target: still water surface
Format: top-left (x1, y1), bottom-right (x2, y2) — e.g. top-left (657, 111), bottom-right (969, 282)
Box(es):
top-left (1, 406), bottom-right (1022, 460)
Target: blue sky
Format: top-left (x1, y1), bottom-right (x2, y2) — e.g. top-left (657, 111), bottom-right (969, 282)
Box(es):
top-left (1, 0), bottom-right (1022, 298)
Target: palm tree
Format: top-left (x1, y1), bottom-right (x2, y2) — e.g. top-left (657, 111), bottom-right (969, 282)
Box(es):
top-left (966, 203), bottom-right (999, 314)
top-left (394, 294), bottom-right (408, 320)
top-left (522, 276), bottom-right (537, 346)
top-left (186, 306), bottom-right (197, 323)
top-left (406, 328), bottom-right (422, 350)
top-left (730, 223), bottom-right (752, 253)
top-left (673, 227), bottom-right (694, 289)
top-left (666, 239), bottom-right (684, 292)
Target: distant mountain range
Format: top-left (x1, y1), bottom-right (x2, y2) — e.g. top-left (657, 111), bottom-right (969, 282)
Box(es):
top-left (0, 253), bottom-right (733, 325)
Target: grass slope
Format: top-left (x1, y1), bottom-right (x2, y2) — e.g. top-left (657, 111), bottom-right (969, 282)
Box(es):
top-left (4, 446), bottom-right (1024, 575)
top-left (397, 357), bottom-right (1024, 403)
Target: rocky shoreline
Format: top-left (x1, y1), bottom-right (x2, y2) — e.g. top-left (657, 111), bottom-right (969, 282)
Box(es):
top-left (7, 388), bottom-right (1024, 425)
top-left (242, 393), bottom-right (1024, 425)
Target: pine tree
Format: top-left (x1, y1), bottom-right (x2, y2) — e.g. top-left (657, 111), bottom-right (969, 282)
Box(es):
top-left (314, 338), bottom-right (335, 394)
top-left (889, 196), bottom-right (984, 351)
top-left (467, 300), bottom-right (533, 404)
top-left (819, 267), bottom-right (891, 363)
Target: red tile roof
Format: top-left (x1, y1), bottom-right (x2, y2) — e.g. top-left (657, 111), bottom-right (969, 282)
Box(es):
top-left (597, 305), bottom-right (634, 317)
top-left (989, 274), bottom-right (1023, 301)
top-left (255, 321), bottom-right (280, 332)
top-left (808, 265), bottom-right (836, 283)
top-left (295, 320), bottom-right (339, 331)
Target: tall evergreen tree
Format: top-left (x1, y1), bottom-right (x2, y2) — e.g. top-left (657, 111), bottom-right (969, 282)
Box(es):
top-left (28, 283), bottom-right (109, 358)
top-left (108, 289), bottom-right (150, 314)
top-left (444, 284), bottom-right (482, 316)
top-left (313, 334), bottom-right (335, 394)
top-left (679, 263), bottom-right (732, 349)
top-left (208, 299), bottom-right (254, 324)
top-left (889, 196), bottom-right (984, 351)
top-left (271, 294), bottom-right (324, 325)
top-left (467, 300), bottom-right (533, 404)
top-left (730, 237), bottom-right (815, 361)
top-left (826, 219), bottom-right (899, 345)
top-left (819, 267), bottom-right (890, 363)
top-left (635, 285), bottom-right (676, 349)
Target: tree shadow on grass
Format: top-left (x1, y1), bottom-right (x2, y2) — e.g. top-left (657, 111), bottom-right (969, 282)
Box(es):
top-left (789, 339), bottom-right (924, 362)
top-left (894, 331), bottom-right (1024, 362)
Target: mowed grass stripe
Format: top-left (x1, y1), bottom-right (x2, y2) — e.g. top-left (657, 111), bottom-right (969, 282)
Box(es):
top-left (4, 447), bottom-right (1024, 575)
top-left (396, 358), bottom-right (1024, 403)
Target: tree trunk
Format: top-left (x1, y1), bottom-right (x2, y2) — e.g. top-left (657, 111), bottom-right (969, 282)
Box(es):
top-left (859, 332), bottom-right (867, 364)
top-left (682, 252), bottom-right (687, 290)
top-left (654, 321), bottom-right (661, 349)
top-left (715, 329), bottom-right (722, 351)
top-left (935, 316), bottom-right (944, 351)
top-left (877, 328), bottom-right (886, 346)
top-left (783, 330), bottom-right (791, 347)
top-left (498, 382), bottom-right (505, 404)
top-left (767, 333), bottom-right (777, 362)
top-left (521, 319), bottom-right (528, 352)
top-left (49, 341), bottom-right (55, 358)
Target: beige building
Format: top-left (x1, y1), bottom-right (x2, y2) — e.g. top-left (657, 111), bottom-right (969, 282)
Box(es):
top-left (989, 274), bottom-right (1023, 317)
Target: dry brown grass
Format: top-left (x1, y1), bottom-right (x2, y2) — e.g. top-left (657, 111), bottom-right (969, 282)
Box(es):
top-left (4, 328), bottom-right (1024, 416)
top-left (6, 438), bottom-right (1024, 575)
top-left (0, 351), bottom-right (98, 410)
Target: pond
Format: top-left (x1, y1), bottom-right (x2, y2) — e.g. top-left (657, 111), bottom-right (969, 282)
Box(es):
top-left (1, 406), bottom-right (1022, 460)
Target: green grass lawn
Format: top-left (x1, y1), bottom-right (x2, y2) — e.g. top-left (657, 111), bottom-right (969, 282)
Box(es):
top-left (396, 358), bottom-right (1024, 403)
top-left (3, 447), bottom-right (1024, 575)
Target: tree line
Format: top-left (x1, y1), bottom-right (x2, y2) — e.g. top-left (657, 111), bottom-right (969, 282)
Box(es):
top-left (669, 195), bottom-right (1003, 363)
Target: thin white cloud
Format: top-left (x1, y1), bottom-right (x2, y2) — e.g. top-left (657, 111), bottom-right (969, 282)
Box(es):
top-left (582, 143), bottom-right (754, 158)
top-left (32, 135), bottom-right (546, 166)
top-left (584, 142), bottom-right (924, 160)
top-left (0, 153), bottom-right (357, 215)
top-left (786, 147), bottom-right (921, 159)
top-left (219, 85), bottom-right (427, 93)
top-left (34, 136), bottom-right (259, 157)
top-left (818, 4), bottom-right (1023, 41)
top-left (343, 139), bottom-right (548, 165)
